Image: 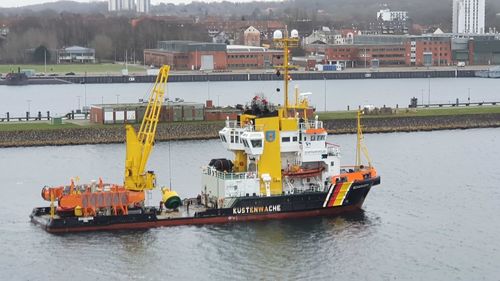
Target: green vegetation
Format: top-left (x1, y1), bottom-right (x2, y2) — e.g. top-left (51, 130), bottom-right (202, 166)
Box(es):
top-left (0, 64), bottom-right (146, 75)
top-left (0, 122), bottom-right (82, 131)
top-left (318, 106), bottom-right (500, 120)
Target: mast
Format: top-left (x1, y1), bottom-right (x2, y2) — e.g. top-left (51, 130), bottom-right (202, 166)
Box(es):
top-left (355, 109), bottom-right (373, 169)
top-left (273, 29), bottom-right (299, 117)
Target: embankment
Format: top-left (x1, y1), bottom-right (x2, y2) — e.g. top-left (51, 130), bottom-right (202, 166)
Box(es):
top-left (324, 113), bottom-right (500, 134)
top-left (0, 114), bottom-right (499, 148)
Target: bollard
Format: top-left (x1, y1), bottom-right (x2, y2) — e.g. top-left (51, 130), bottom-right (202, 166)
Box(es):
top-left (47, 111), bottom-right (50, 120)
top-left (26, 112), bottom-right (30, 121)
top-left (6, 112), bottom-right (9, 122)
top-left (38, 111), bottom-right (42, 120)
top-left (71, 110), bottom-right (75, 120)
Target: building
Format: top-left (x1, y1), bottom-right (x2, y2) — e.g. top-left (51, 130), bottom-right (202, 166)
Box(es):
top-left (376, 9), bottom-right (408, 22)
top-left (108, 0), bottom-right (135, 12)
top-left (136, 0), bottom-right (150, 13)
top-left (90, 101), bottom-right (205, 124)
top-left (405, 36), bottom-right (452, 66)
top-left (202, 19), bottom-right (286, 46)
top-left (452, 0), bottom-right (485, 34)
top-left (226, 45), bottom-right (282, 69)
top-left (144, 41), bottom-right (227, 70)
top-left (376, 8), bottom-right (409, 35)
top-left (243, 26), bottom-right (261, 47)
top-left (303, 27), bottom-right (345, 45)
top-left (144, 41), bottom-right (283, 70)
top-left (57, 46), bottom-right (95, 63)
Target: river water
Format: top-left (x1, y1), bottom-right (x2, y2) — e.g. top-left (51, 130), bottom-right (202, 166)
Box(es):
top-left (1, 77), bottom-right (499, 117)
top-left (0, 128), bottom-right (499, 280)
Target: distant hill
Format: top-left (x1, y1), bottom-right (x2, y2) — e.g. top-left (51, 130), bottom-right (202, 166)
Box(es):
top-left (0, 1), bottom-right (107, 14)
top-left (0, 0), bottom-right (498, 30)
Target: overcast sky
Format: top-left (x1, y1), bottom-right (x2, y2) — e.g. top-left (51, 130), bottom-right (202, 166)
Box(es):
top-left (0, 0), bottom-right (270, 8)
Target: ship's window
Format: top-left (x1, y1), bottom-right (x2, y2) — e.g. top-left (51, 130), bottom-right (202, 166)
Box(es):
top-left (251, 139), bottom-right (262, 148)
top-left (331, 161), bottom-right (334, 166)
top-left (292, 136), bottom-right (298, 142)
top-left (230, 135), bottom-right (234, 143)
top-left (220, 134), bottom-right (227, 142)
top-left (282, 137), bottom-right (290, 142)
top-left (235, 135), bottom-right (239, 143)
top-left (311, 135), bottom-right (316, 141)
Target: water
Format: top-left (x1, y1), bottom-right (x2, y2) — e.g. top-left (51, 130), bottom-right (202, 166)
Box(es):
top-left (0, 128), bottom-right (499, 280)
top-left (1, 77), bottom-right (499, 117)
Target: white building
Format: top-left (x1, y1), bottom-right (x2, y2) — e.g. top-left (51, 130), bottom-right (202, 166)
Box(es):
top-left (136, 0), bottom-right (150, 13)
top-left (58, 46), bottom-right (96, 63)
top-left (452, 0), bottom-right (485, 34)
top-left (376, 9), bottom-right (408, 21)
top-left (108, 0), bottom-right (135, 12)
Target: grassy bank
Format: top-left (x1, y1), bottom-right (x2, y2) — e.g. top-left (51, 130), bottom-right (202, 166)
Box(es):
top-left (0, 63), bottom-right (146, 75)
top-left (318, 106), bottom-right (500, 120)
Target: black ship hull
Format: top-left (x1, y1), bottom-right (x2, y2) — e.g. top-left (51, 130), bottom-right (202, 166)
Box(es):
top-left (30, 177), bottom-right (379, 233)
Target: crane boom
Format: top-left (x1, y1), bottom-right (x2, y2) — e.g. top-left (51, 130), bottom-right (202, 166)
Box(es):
top-left (124, 65), bottom-right (170, 192)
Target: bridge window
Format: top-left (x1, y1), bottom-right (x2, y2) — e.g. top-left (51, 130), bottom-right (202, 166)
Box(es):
top-left (282, 137), bottom-right (290, 142)
top-left (251, 139), bottom-right (262, 148)
top-left (292, 136), bottom-right (298, 142)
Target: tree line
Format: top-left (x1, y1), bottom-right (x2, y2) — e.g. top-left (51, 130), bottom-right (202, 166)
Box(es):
top-left (0, 12), bottom-right (208, 64)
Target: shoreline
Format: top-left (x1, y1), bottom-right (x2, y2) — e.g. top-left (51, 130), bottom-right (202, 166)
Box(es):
top-left (1, 113), bottom-right (499, 148)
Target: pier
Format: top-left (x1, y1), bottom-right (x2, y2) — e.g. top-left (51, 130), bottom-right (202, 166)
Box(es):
top-left (0, 68), bottom-right (480, 85)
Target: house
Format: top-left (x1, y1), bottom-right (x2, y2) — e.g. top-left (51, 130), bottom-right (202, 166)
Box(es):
top-left (58, 46), bottom-right (96, 63)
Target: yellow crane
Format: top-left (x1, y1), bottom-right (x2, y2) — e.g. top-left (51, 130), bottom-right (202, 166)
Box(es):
top-left (41, 65), bottom-right (181, 218)
top-left (123, 65), bottom-right (181, 209)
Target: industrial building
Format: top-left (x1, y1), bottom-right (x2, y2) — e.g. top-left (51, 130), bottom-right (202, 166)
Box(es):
top-left (305, 32), bottom-right (500, 67)
top-left (226, 45), bottom-right (282, 69)
top-left (90, 99), bottom-right (315, 125)
top-left (90, 100), bottom-right (205, 124)
top-left (144, 41), bottom-right (283, 70)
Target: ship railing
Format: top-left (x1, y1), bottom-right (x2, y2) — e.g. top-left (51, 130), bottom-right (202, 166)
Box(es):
top-left (225, 120), bottom-right (241, 128)
top-left (244, 124), bottom-right (264, 132)
top-left (203, 166), bottom-right (258, 180)
top-left (326, 143), bottom-right (340, 156)
top-left (300, 120), bottom-right (323, 130)
top-left (224, 120), bottom-right (264, 132)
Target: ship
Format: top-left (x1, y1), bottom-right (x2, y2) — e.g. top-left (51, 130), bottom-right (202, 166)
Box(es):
top-left (30, 30), bottom-right (380, 233)
top-left (3, 68), bottom-right (29, 86)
